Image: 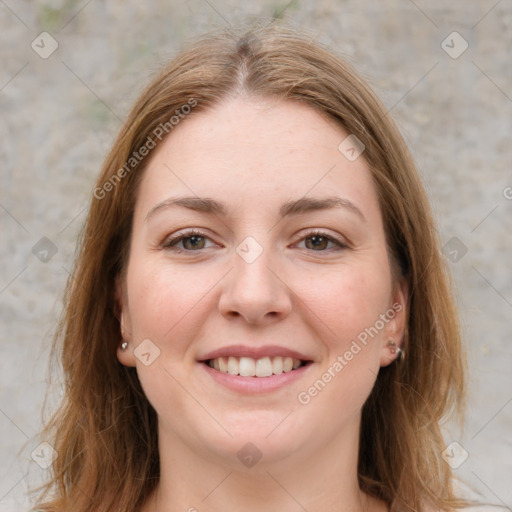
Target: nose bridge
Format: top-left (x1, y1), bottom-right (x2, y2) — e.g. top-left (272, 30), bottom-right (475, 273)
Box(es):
top-left (218, 234), bottom-right (291, 323)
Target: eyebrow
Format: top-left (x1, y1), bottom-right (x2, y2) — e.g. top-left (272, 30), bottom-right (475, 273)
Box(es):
top-left (145, 196), bottom-right (227, 222)
top-left (145, 195), bottom-right (365, 222)
top-left (279, 196), bottom-right (365, 222)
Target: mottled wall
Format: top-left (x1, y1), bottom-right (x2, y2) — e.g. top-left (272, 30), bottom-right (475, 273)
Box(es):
top-left (1, 1), bottom-right (511, 510)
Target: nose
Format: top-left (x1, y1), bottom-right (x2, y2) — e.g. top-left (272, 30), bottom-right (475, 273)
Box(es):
top-left (218, 243), bottom-right (292, 325)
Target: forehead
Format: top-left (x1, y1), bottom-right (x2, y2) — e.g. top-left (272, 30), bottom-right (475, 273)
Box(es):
top-left (135, 96), bottom-right (380, 219)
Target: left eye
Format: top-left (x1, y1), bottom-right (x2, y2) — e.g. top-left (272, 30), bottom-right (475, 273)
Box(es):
top-left (296, 233), bottom-right (345, 251)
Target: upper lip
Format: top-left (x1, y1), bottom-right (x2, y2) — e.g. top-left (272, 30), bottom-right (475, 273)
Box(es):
top-left (198, 344), bottom-right (313, 362)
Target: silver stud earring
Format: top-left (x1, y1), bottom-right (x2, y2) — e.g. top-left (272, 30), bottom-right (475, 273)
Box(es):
top-left (388, 340), bottom-right (404, 361)
top-left (121, 341), bottom-right (128, 351)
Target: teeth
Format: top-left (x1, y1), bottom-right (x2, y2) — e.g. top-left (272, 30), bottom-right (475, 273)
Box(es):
top-left (272, 356), bottom-right (283, 374)
top-left (218, 357), bottom-right (228, 373)
top-left (207, 356), bottom-right (304, 377)
top-left (255, 357), bottom-right (273, 377)
top-left (227, 356), bottom-right (238, 375)
top-left (239, 357), bottom-right (255, 377)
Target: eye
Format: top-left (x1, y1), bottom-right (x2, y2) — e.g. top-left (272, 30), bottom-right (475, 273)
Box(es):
top-left (162, 230), bottom-right (216, 252)
top-left (295, 230), bottom-right (348, 251)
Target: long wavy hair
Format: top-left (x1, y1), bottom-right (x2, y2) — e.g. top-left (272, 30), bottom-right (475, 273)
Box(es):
top-left (33, 23), bottom-right (467, 512)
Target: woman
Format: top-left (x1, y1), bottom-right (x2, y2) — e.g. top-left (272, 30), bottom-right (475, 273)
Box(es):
top-left (34, 24), bottom-right (467, 512)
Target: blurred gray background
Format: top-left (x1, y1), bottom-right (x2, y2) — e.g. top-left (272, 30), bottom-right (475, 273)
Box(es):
top-left (1, 1), bottom-right (511, 510)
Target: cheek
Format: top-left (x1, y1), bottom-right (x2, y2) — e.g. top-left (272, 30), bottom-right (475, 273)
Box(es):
top-left (293, 268), bottom-right (387, 421)
top-left (125, 254), bottom-right (217, 345)
top-left (124, 258), bottom-right (218, 419)
top-left (296, 262), bottom-right (391, 348)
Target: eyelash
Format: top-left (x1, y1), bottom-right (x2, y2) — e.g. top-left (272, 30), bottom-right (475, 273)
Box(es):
top-left (161, 229), bottom-right (349, 253)
top-left (296, 229), bottom-right (349, 251)
top-left (161, 229), bottom-right (214, 253)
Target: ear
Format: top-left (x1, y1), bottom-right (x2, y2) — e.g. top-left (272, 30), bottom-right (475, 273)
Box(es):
top-left (380, 277), bottom-right (409, 367)
top-left (115, 274), bottom-right (136, 368)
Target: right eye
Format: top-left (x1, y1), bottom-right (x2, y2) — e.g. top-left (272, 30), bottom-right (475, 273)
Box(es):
top-left (162, 230), bottom-right (217, 252)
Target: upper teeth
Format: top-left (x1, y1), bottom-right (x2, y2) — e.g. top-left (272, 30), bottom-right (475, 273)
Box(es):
top-left (208, 356), bottom-right (302, 377)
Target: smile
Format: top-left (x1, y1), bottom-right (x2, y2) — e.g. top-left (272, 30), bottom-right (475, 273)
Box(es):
top-left (205, 356), bottom-right (309, 377)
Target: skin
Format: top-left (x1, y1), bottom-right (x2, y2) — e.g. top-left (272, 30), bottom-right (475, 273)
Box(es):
top-left (117, 95), bottom-right (408, 512)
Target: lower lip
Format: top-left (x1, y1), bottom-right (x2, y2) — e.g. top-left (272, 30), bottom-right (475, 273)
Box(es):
top-left (200, 362), bottom-right (313, 394)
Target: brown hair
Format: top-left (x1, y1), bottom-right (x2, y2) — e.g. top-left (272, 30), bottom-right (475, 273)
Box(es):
top-left (33, 23), bottom-right (467, 512)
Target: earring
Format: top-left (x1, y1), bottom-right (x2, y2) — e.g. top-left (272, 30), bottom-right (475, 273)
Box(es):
top-left (121, 341), bottom-right (128, 351)
top-left (388, 340), bottom-right (404, 361)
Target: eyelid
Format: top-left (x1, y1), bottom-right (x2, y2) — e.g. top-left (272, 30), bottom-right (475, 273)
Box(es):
top-left (161, 229), bottom-right (219, 252)
top-left (293, 228), bottom-right (350, 250)
top-left (160, 227), bottom-right (350, 253)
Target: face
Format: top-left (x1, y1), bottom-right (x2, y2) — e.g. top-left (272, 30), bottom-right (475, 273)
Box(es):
top-left (117, 95), bottom-right (408, 469)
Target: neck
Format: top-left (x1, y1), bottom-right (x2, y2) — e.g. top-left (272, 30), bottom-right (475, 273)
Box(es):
top-left (143, 414), bottom-right (385, 512)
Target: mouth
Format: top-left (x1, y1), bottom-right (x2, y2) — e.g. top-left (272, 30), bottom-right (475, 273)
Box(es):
top-left (197, 345), bottom-right (315, 392)
top-left (202, 356), bottom-right (313, 378)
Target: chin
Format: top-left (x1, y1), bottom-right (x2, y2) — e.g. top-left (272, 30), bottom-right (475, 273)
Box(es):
top-left (193, 412), bottom-right (310, 467)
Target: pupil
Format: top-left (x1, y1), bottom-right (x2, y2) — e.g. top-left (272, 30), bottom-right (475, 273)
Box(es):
top-left (307, 235), bottom-right (327, 250)
top-left (184, 236), bottom-right (204, 250)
